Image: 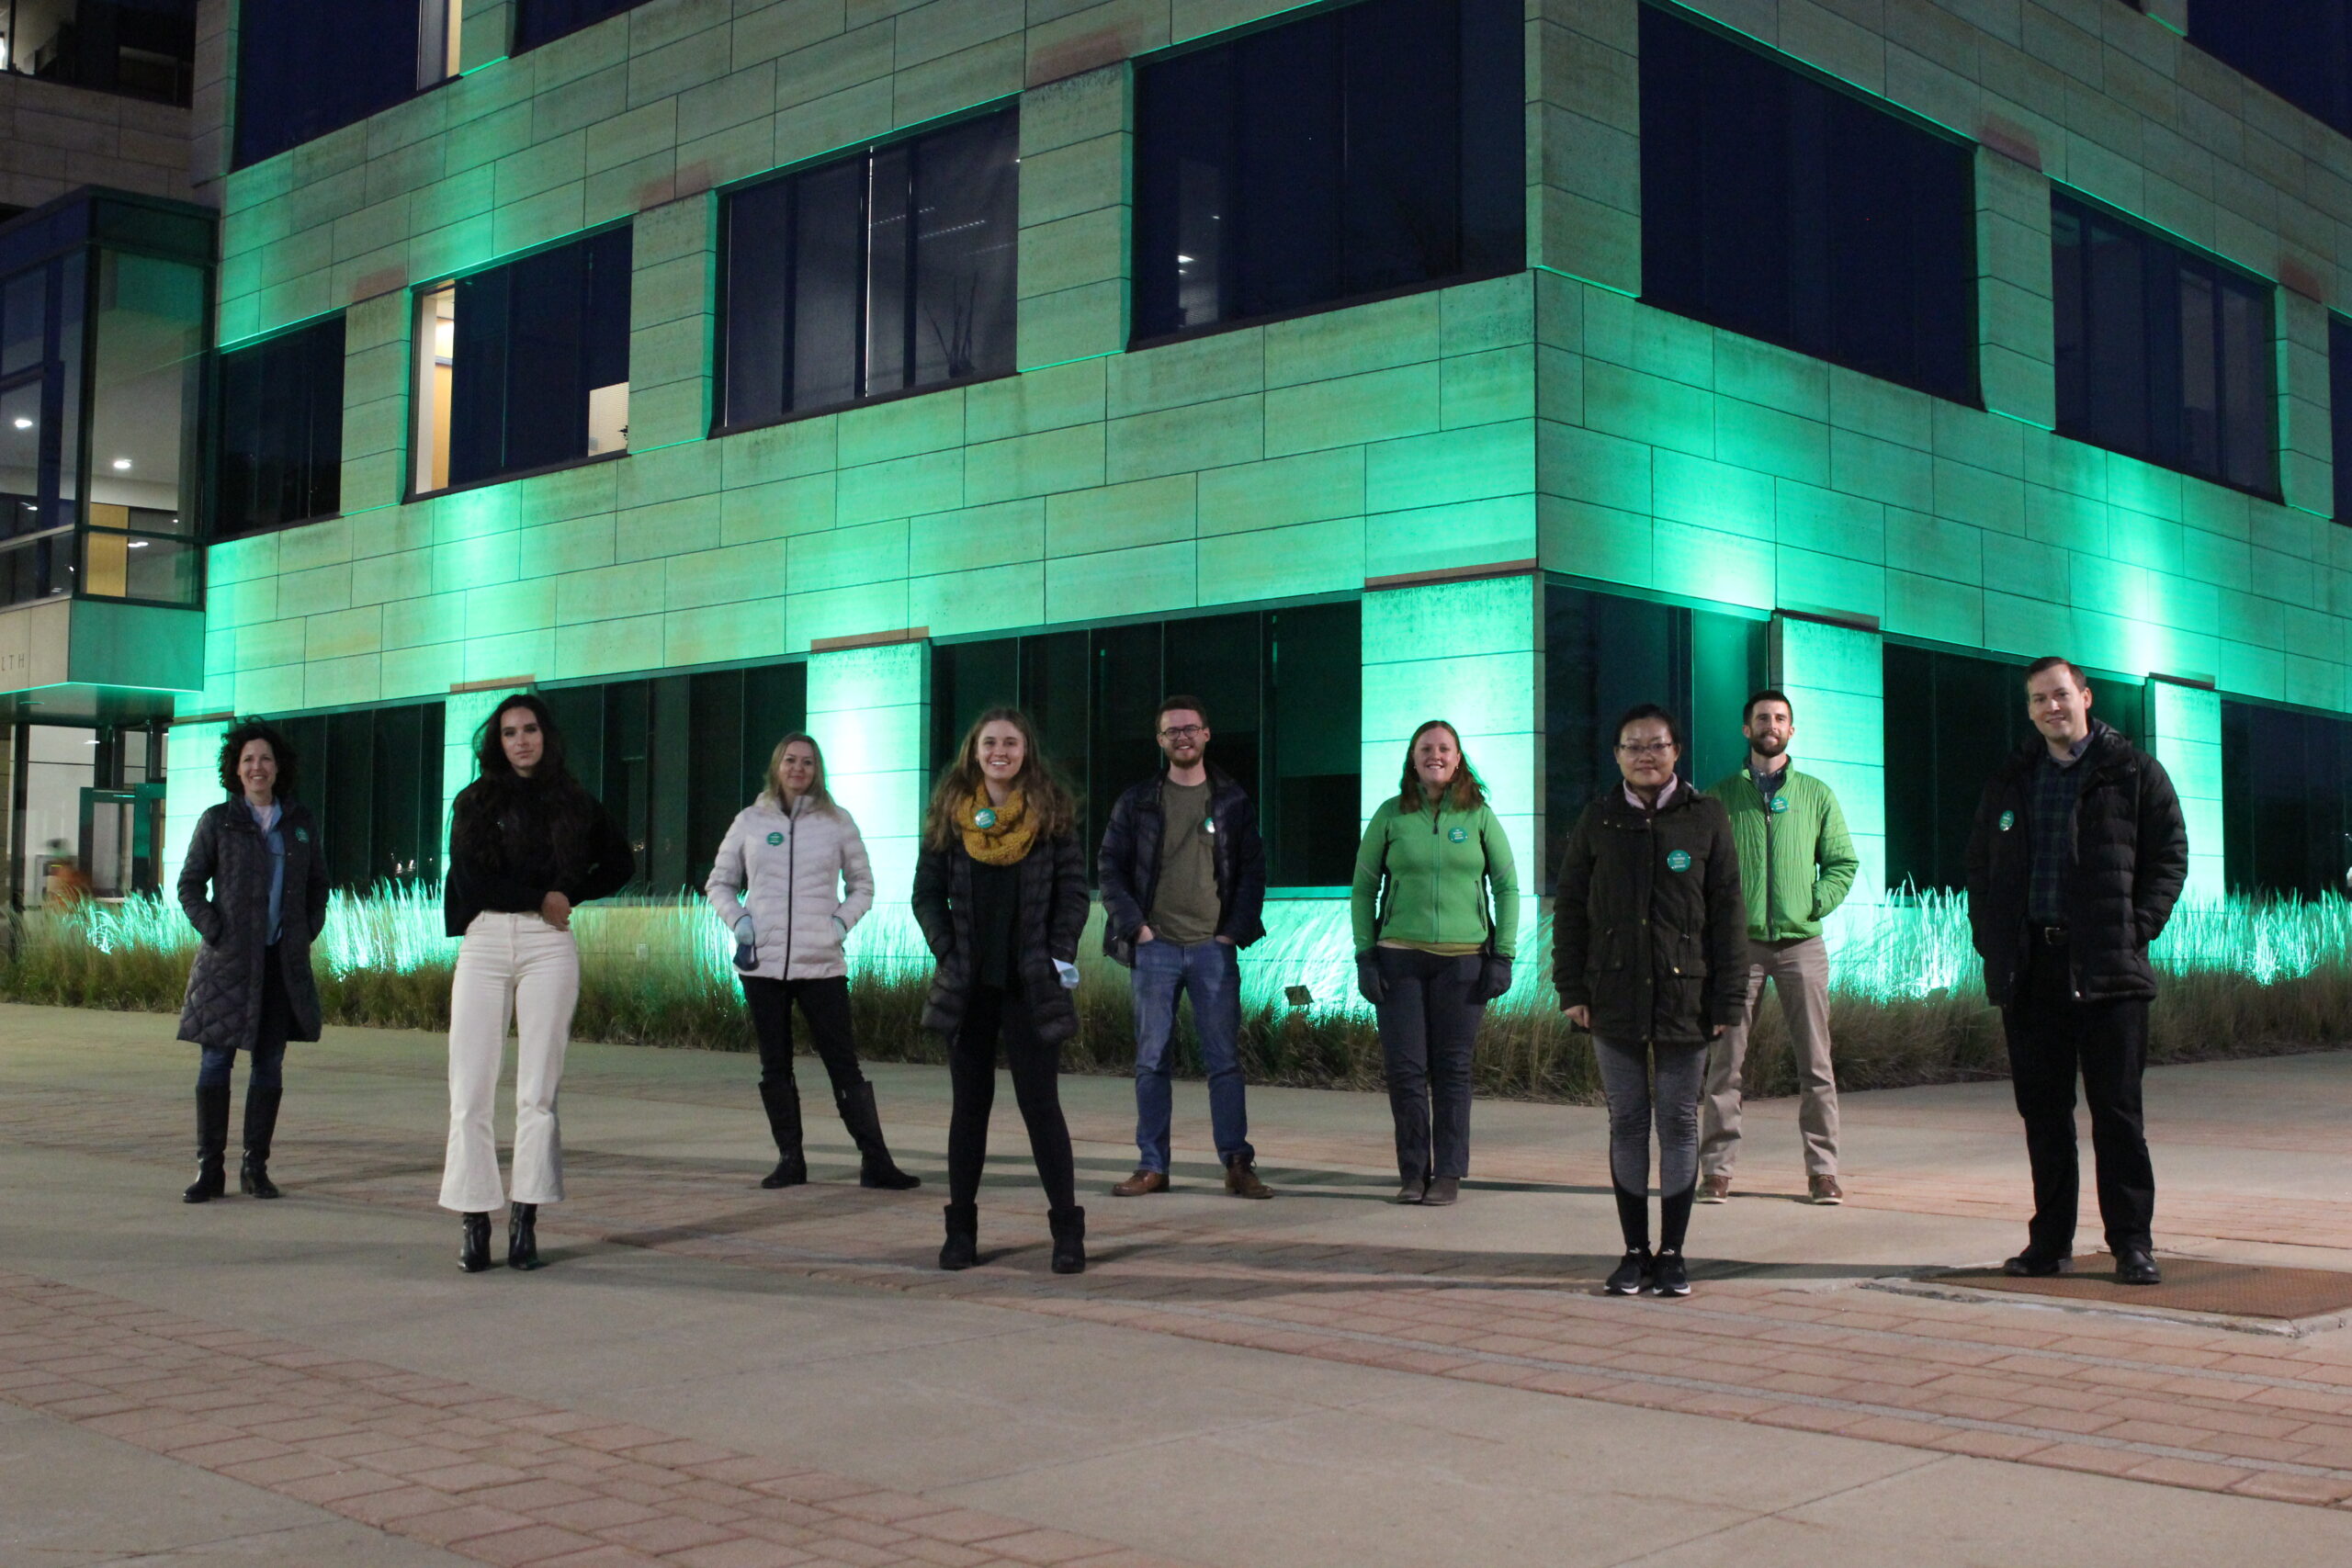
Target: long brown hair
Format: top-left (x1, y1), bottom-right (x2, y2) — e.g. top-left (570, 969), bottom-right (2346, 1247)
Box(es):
top-left (759, 731), bottom-right (836, 814)
top-left (923, 706), bottom-right (1078, 849)
top-left (1395, 719), bottom-right (1487, 813)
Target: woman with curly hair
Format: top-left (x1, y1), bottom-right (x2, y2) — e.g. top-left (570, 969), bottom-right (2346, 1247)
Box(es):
top-left (440, 694), bottom-right (633, 1273)
top-left (175, 719), bottom-right (330, 1203)
top-left (912, 707), bottom-right (1091, 1273)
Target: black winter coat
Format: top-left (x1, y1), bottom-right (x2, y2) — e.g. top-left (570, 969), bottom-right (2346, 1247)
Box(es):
top-left (912, 831), bottom-right (1091, 1044)
top-left (443, 781), bottom-right (635, 938)
top-left (1096, 764), bottom-right (1267, 964)
top-left (1552, 785), bottom-right (1747, 1045)
top-left (1964, 723), bottom-right (2188, 1007)
top-left (176, 798), bottom-right (330, 1052)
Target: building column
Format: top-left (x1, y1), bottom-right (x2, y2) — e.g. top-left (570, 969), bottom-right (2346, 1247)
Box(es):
top-left (2147, 677), bottom-right (2225, 908)
top-left (1975, 146), bottom-right (2056, 433)
top-left (806, 640), bottom-right (931, 955)
top-left (1361, 575), bottom-right (1542, 965)
top-left (1770, 614), bottom-right (1884, 942)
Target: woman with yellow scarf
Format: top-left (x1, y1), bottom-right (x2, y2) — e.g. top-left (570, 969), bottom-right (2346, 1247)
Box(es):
top-left (912, 707), bottom-right (1091, 1273)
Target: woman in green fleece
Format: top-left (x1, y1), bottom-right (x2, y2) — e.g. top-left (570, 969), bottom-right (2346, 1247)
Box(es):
top-left (1351, 719), bottom-right (1519, 1205)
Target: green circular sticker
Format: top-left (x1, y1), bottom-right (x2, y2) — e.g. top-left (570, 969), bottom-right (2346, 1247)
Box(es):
top-left (1448, 826), bottom-right (1468, 842)
top-left (765, 831), bottom-right (785, 845)
top-left (294, 827), bottom-right (310, 842)
top-left (1998, 809), bottom-right (2016, 832)
top-left (975, 807), bottom-right (997, 829)
top-left (1667, 850), bottom-right (1692, 873)
top-left (1769, 795), bottom-right (1789, 815)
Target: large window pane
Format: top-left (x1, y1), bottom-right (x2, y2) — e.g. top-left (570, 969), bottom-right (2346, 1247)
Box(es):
top-left (721, 109), bottom-right (1017, 430)
top-left (2333, 315), bottom-right (2352, 522)
top-left (421, 228), bottom-right (630, 494)
top-left (213, 314), bottom-right (345, 538)
top-left (276, 700), bottom-right (447, 890)
top-left (2052, 192), bottom-right (2275, 494)
top-left (2222, 698), bottom-right (2352, 898)
top-left (1638, 5), bottom-right (1976, 403)
top-left (514, 0), bottom-right (644, 51)
top-left (233, 0), bottom-right (424, 167)
top-left (1132, 0), bottom-right (1522, 342)
top-left (2188, 3), bottom-right (2352, 140)
top-left (84, 248), bottom-right (201, 604)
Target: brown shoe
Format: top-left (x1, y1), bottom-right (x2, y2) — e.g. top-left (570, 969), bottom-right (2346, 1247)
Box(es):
top-left (1697, 1174), bottom-right (1731, 1204)
top-left (1112, 1168), bottom-right (1169, 1197)
top-left (1809, 1174), bottom-right (1845, 1205)
top-left (1224, 1157), bottom-right (1272, 1199)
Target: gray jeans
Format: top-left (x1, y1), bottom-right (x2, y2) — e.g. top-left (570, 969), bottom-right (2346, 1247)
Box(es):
top-left (1700, 936), bottom-right (1838, 1179)
top-left (1592, 1036), bottom-right (1709, 1197)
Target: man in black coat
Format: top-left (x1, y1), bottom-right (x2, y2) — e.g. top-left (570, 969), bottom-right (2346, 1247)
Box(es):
top-left (1097, 694), bottom-right (1271, 1199)
top-left (1965, 657), bottom-right (2188, 1286)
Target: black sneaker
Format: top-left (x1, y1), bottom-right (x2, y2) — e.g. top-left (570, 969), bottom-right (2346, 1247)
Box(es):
top-left (1647, 1249), bottom-right (1690, 1297)
top-left (1604, 1247), bottom-right (1653, 1295)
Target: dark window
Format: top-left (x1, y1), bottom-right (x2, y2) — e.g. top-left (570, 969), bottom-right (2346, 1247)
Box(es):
top-left (1131, 0), bottom-right (1522, 343)
top-left (2052, 193), bottom-right (2275, 495)
top-left (233, 0), bottom-right (429, 168)
top-left (1883, 646), bottom-right (2145, 894)
top-left (931, 604), bottom-right (1363, 887)
top-left (418, 227), bottom-right (630, 494)
top-left (1544, 582), bottom-right (1766, 886)
top-left (212, 315), bottom-right (344, 538)
top-left (275, 701), bottom-right (448, 890)
top-left (0, 256), bottom-right (76, 607)
top-left (1, 0), bottom-right (198, 106)
top-left (1638, 5), bottom-right (1976, 402)
top-left (541, 661), bottom-right (808, 894)
top-left (720, 108), bottom-right (1017, 430)
top-left (2334, 315), bottom-right (2352, 522)
top-left (2222, 699), bottom-right (2352, 899)
top-left (514, 0), bottom-right (646, 51)
top-left (2188, 3), bottom-right (2352, 141)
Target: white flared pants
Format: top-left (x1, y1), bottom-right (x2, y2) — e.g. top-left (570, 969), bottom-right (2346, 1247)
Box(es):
top-left (438, 911), bottom-right (580, 1213)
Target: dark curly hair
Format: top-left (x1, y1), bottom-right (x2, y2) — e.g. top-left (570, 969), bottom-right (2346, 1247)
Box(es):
top-left (450, 693), bottom-right (600, 879)
top-left (216, 719), bottom-right (298, 798)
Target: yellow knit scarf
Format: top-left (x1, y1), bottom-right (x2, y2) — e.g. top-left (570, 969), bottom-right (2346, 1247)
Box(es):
top-left (959, 785), bottom-right (1040, 865)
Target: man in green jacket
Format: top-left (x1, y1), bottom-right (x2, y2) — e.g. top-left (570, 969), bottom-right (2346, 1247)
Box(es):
top-left (1699, 690), bottom-right (1860, 1205)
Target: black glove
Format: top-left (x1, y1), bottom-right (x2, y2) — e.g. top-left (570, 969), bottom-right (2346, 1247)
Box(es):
top-left (1355, 953), bottom-right (1386, 1007)
top-left (1467, 953), bottom-right (1512, 1004)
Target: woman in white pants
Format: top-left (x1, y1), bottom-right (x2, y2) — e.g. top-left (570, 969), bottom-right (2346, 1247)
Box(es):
top-left (440, 694), bottom-right (633, 1273)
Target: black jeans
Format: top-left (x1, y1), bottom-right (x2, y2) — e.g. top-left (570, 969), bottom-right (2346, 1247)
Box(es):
top-left (2003, 942), bottom-right (2156, 1256)
top-left (1374, 947), bottom-right (1485, 1185)
top-left (196, 943), bottom-right (290, 1090)
top-left (741, 975), bottom-right (865, 1099)
top-left (945, 981), bottom-right (1076, 1211)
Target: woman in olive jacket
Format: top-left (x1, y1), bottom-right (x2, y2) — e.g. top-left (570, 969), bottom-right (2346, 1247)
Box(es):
top-left (1554, 705), bottom-right (1747, 1298)
top-left (912, 706), bottom-right (1091, 1274)
top-left (175, 719), bottom-right (331, 1204)
top-left (1350, 719), bottom-right (1520, 1207)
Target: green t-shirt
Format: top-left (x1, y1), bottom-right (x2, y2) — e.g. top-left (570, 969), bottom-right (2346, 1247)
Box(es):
top-left (1147, 779), bottom-right (1221, 944)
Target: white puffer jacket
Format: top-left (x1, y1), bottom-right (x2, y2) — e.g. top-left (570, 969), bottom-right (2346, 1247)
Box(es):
top-left (706, 794), bottom-right (876, 980)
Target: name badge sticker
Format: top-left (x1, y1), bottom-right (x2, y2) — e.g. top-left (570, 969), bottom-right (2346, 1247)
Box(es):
top-left (1998, 809), bottom-right (2016, 832)
top-left (975, 807), bottom-right (997, 829)
top-left (1204, 818), bottom-right (1216, 835)
top-left (294, 827), bottom-right (310, 843)
top-left (1770, 795), bottom-right (1789, 815)
top-left (1667, 850), bottom-right (1692, 873)
top-left (1448, 826), bottom-right (1468, 842)
top-left (766, 831), bottom-right (785, 846)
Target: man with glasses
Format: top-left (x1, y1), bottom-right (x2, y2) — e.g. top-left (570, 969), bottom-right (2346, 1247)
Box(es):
top-left (1099, 695), bottom-right (1272, 1198)
top-left (1699, 690), bottom-right (1859, 1205)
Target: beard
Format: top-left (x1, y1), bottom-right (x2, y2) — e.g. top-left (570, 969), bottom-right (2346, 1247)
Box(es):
top-left (1749, 733), bottom-right (1788, 760)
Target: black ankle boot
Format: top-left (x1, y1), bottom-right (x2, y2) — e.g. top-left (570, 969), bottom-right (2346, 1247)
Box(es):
top-left (507, 1202), bottom-right (543, 1270)
top-left (183, 1086), bottom-right (230, 1203)
top-left (1048, 1205), bottom-right (1087, 1275)
top-left (939, 1202), bottom-right (978, 1270)
top-left (838, 1082), bottom-right (921, 1190)
top-left (239, 1087), bottom-right (283, 1199)
top-left (458, 1212), bottom-right (492, 1273)
top-left (758, 1079), bottom-right (807, 1188)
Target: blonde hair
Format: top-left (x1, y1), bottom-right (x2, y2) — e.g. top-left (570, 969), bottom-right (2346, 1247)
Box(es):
top-left (922, 706), bottom-right (1078, 850)
top-left (760, 732), bottom-right (836, 813)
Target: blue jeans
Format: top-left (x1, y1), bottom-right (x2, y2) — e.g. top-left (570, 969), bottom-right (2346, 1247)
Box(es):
top-left (1131, 938), bottom-right (1252, 1173)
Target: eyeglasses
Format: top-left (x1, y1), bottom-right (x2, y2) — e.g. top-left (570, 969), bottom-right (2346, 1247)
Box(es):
top-left (1159, 725), bottom-right (1204, 740)
top-left (1615, 741), bottom-right (1675, 757)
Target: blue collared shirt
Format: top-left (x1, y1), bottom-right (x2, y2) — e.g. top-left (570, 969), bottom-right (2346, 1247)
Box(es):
top-left (245, 797), bottom-right (285, 944)
top-left (2027, 733), bottom-right (2091, 924)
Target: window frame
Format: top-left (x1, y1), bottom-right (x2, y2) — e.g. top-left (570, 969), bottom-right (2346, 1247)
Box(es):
top-left (1125, 0), bottom-right (1527, 354)
top-left (207, 310), bottom-right (347, 543)
top-left (711, 101), bottom-right (1023, 440)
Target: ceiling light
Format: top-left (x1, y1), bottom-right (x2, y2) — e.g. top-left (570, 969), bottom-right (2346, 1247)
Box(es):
top-left (10, 418), bottom-right (29, 430)
top-left (111, 457), bottom-right (131, 470)
top-left (127, 540), bottom-right (149, 548)
top-left (1177, 254), bottom-right (1194, 264)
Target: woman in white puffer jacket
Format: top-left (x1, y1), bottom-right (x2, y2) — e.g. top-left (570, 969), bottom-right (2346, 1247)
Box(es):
top-left (707, 732), bottom-right (920, 1191)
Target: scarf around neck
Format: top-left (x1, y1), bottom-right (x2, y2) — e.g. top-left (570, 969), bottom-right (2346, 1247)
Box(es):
top-left (960, 784), bottom-right (1041, 865)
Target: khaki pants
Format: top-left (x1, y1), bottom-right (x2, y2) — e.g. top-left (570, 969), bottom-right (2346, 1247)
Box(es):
top-left (439, 911), bottom-right (580, 1213)
top-left (1700, 935), bottom-right (1837, 1179)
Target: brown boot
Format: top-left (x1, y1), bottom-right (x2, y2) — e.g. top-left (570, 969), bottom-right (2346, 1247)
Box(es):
top-left (1697, 1173), bottom-right (1731, 1204)
top-left (1223, 1156), bottom-right (1272, 1199)
top-left (1111, 1168), bottom-right (1169, 1197)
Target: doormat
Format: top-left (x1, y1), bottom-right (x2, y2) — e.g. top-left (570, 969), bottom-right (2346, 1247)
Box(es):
top-left (1926, 1255), bottom-right (2352, 1322)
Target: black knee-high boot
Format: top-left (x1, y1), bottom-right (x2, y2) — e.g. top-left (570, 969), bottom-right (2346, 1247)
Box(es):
top-left (184, 1087), bottom-right (230, 1203)
top-left (837, 1082), bottom-right (920, 1190)
top-left (239, 1088), bottom-right (283, 1199)
top-left (758, 1079), bottom-right (807, 1188)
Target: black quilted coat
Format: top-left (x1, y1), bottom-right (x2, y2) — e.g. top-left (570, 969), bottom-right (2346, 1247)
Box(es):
top-left (1963, 722), bottom-right (2188, 1008)
top-left (175, 798), bottom-right (330, 1051)
top-left (911, 831), bottom-right (1091, 1044)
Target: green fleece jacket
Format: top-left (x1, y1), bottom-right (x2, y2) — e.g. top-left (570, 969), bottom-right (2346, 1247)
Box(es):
top-left (1703, 763), bottom-right (1859, 942)
top-left (1350, 797), bottom-right (1520, 956)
